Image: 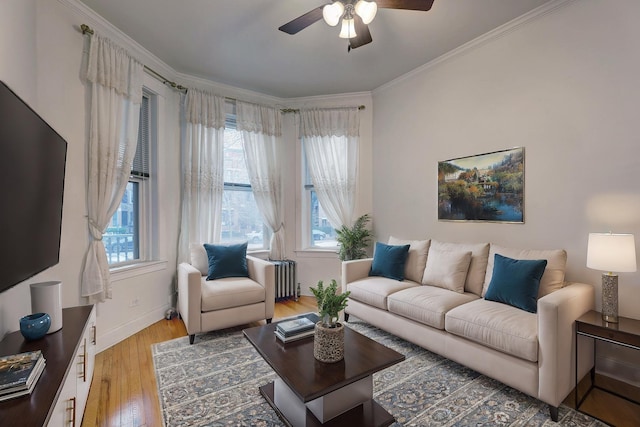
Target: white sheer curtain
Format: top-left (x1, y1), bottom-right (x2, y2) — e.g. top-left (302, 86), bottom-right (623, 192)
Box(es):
top-left (177, 89), bottom-right (226, 263)
top-left (300, 108), bottom-right (360, 229)
top-left (81, 34), bottom-right (144, 303)
top-left (236, 101), bottom-right (285, 260)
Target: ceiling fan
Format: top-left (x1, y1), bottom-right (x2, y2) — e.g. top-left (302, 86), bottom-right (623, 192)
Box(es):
top-left (278, 0), bottom-right (435, 51)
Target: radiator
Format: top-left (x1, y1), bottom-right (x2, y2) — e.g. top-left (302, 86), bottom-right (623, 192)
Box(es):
top-left (271, 260), bottom-right (298, 301)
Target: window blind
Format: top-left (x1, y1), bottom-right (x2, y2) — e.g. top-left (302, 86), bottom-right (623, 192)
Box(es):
top-left (132, 94), bottom-right (150, 178)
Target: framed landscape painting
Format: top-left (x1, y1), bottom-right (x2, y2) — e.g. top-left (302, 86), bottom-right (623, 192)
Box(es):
top-left (438, 147), bottom-right (524, 223)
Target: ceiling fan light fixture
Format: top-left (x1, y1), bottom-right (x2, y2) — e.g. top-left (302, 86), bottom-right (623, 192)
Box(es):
top-left (339, 17), bottom-right (356, 39)
top-left (322, 2), bottom-right (345, 27)
top-left (354, 0), bottom-right (377, 25)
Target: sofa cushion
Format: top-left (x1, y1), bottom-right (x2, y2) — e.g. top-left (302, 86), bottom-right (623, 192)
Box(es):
top-left (421, 248), bottom-right (472, 293)
top-left (388, 236), bottom-right (430, 283)
top-left (388, 286), bottom-right (479, 330)
top-left (482, 245), bottom-right (567, 298)
top-left (190, 243), bottom-right (210, 276)
top-left (429, 241), bottom-right (490, 296)
top-left (369, 242), bottom-right (411, 281)
top-left (484, 254), bottom-right (547, 313)
top-left (347, 277), bottom-right (418, 310)
top-left (204, 242), bottom-right (249, 280)
top-left (201, 276), bottom-right (265, 312)
top-left (445, 299), bottom-right (538, 362)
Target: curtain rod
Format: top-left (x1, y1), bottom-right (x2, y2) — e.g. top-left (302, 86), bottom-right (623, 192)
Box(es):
top-left (81, 24), bottom-right (187, 92)
top-left (79, 24), bottom-right (365, 113)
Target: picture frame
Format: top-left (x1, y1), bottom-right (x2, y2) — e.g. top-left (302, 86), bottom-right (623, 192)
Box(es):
top-left (438, 147), bottom-right (524, 223)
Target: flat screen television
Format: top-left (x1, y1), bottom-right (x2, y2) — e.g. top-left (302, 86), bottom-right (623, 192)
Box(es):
top-left (0, 81), bottom-right (67, 294)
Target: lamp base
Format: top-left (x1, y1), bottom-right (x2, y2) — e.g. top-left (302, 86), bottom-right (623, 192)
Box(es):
top-left (601, 273), bottom-right (618, 323)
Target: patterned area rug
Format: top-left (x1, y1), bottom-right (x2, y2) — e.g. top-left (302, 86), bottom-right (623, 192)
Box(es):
top-left (152, 319), bottom-right (606, 426)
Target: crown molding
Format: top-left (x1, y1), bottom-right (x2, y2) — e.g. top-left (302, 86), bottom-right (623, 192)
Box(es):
top-left (56, 0), bottom-right (178, 82)
top-left (174, 72), bottom-right (285, 105)
top-left (373, 0), bottom-right (576, 95)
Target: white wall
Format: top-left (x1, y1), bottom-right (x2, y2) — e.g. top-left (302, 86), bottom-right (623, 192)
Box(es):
top-left (372, 0), bottom-right (640, 384)
top-left (0, 0), bottom-right (38, 339)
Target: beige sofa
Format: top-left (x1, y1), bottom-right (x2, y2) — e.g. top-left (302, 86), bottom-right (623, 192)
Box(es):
top-left (342, 239), bottom-right (595, 421)
top-left (178, 244), bottom-right (275, 344)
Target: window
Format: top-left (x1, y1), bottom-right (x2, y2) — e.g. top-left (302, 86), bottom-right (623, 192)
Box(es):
top-left (104, 91), bottom-right (153, 265)
top-left (221, 112), bottom-right (268, 250)
top-left (302, 149), bottom-right (337, 249)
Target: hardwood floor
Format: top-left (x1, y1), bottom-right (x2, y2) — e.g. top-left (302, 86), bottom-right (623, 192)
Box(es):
top-left (82, 297), bottom-right (316, 427)
top-left (82, 297), bottom-right (639, 426)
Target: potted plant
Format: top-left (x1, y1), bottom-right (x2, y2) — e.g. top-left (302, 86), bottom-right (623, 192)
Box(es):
top-left (309, 279), bottom-right (351, 363)
top-left (335, 213), bottom-right (373, 261)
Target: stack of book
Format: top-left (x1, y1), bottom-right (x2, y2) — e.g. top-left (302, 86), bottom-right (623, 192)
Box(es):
top-left (0, 350), bottom-right (46, 402)
top-left (275, 313), bottom-right (320, 343)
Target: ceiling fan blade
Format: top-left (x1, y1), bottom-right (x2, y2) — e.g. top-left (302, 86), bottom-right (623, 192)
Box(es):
top-left (375, 0), bottom-right (435, 11)
top-left (278, 6), bottom-right (325, 34)
top-left (349, 15), bottom-right (373, 50)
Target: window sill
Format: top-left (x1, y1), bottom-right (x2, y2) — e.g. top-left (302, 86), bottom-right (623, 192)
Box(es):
top-left (110, 260), bottom-right (168, 282)
top-left (294, 249), bottom-right (340, 259)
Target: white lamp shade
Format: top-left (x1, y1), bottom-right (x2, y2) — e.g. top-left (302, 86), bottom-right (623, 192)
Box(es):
top-left (355, 0), bottom-right (378, 25)
top-left (339, 18), bottom-right (356, 38)
top-left (587, 232), bottom-right (637, 272)
top-left (323, 2), bottom-right (345, 27)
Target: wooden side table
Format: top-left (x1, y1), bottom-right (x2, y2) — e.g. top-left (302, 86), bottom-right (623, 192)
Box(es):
top-left (575, 310), bottom-right (640, 417)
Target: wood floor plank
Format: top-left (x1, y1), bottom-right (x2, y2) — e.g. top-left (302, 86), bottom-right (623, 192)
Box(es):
top-left (84, 297), bottom-right (638, 427)
top-left (98, 347), bottom-right (113, 427)
top-left (109, 340), bottom-right (122, 427)
top-left (126, 334), bottom-right (144, 427)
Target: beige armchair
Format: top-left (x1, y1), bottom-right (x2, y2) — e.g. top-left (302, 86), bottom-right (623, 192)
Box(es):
top-left (177, 244), bottom-right (275, 344)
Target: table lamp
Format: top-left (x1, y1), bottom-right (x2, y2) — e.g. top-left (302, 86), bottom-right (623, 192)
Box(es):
top-left (586, 232), bottom-right (637, 323)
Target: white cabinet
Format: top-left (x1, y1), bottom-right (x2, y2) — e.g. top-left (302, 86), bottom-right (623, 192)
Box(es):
top-left (0, 305), bottom-right (97, 427)
top-left (47, 371), bottom-right (77, 427)
top-left (76, 308), bottom-right (97, 423)
top-left (48, 305), bottom-right (97, 427)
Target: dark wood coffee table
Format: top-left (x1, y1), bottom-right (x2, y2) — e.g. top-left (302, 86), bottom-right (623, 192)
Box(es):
top-left (243, 321), bottom-right (404, 427)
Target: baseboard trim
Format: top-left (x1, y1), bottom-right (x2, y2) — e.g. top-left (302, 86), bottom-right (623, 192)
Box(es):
top-left (96, 303), bottom-right (170, 353)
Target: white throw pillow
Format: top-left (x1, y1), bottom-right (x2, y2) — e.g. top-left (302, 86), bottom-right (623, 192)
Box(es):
top-left (190, 243), bottom-right (209, 276)
top-left (482, 244), bottom-right (567, 297)
top-left (430, 241), bottom-right (489, 296)
top-left (421, 248), bottom-right (472, 293)
top-left (388, 236), bottom-right (430, 283)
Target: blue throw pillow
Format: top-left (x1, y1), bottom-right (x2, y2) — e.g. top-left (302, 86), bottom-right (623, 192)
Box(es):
top-left (369, 242), bottom-right (411, 281)
top-left (204, 242), bottom-right (249, 280)
top-left (484, 254), bottom-right (547, 313)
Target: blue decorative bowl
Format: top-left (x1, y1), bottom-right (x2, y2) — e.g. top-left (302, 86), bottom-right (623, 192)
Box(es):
top-left (20, 313), bottom-right (51, 341)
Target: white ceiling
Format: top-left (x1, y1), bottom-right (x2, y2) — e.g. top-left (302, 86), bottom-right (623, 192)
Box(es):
top-left (79, 0), bottom-right (552, 98)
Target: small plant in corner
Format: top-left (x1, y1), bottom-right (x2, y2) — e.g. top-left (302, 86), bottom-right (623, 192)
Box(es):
top-left (310, 279), bottom-right (350, 328)
top-left (335, 213), bottom-right (373, 261)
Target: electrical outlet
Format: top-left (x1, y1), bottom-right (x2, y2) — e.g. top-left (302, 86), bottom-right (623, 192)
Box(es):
top-left (130, 297), bottom-right (140, 307)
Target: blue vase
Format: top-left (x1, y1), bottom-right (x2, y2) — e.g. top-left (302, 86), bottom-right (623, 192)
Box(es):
top-left (20, 313), bottom-right (51, 341)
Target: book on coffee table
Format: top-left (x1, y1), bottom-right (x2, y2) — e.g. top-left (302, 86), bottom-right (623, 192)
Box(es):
top-left (275, 312), bottom-right (320, 342)
top-left (274, 328), bottom-right (315, 343)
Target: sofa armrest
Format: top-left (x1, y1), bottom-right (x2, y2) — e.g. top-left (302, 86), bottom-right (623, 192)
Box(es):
top-left (247, 256), bottom-right (276, 319)
top-left (341, 258), bottom-right (373, 293)
top-left (537, 281), bottom-right (595, 406)
top-left (178, 262), bottom-right (203, 335)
